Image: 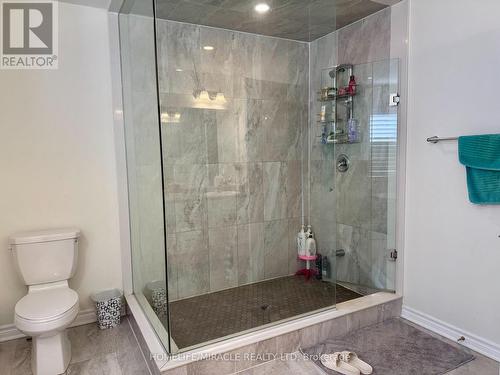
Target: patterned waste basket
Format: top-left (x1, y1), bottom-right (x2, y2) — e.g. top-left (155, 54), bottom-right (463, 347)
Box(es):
top-left (146, 281), bottom-right (167, 318)
top-left (91, 289), bottom-right (123, 330)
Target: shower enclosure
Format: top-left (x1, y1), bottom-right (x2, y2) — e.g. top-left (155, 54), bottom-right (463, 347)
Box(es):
top-left (119, 0), bottom-right (400, 354)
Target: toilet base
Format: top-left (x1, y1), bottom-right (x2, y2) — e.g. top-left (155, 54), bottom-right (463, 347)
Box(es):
top-left (31, 330), bottom-right (71, 375)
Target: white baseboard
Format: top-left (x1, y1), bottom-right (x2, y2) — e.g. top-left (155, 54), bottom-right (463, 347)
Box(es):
top-left (72, 308), bottom-right (97, 327)
top-left (402, 305), bottom-right (500, 362)
top-left (0, 308), bottom-right (97, 343)
top-left (0, 324), bottom-right (25, 342)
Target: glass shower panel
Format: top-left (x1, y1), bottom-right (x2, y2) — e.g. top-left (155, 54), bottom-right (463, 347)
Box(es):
top-left (119, 0), bottom-right (170, 351)
top-left (331, 59), bottom-right (399, 293)
top-left (332, 61), bottom-right (374, 292)
top-left (370, 58), bottom-right (399, 291)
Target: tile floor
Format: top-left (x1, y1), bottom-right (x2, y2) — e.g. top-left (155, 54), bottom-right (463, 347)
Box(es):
top-left (0, 314), bottom-right (498, 375)
top-left (169, 276), bottom-right (361, 349)
top-left (0, 317), bottom-right (150, 375)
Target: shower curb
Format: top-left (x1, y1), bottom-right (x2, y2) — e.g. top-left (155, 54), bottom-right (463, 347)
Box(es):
top-left (128, 293), bottom-right (402, 374)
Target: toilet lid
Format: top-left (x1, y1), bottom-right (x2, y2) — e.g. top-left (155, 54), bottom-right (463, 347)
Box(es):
top-left (15, 287), bottom-right (79, 321)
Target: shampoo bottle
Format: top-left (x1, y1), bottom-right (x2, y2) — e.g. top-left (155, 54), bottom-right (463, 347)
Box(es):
top-left (305, 234), bottom-right (317, 257)
top-left (306, 225), bottom-right (313, 238)
top-left (347, 118), bottom-right (360, 143)
top-left (297, 225), bottom-right (306, 256)
top-left (348, 75), bottom-right (356, 95)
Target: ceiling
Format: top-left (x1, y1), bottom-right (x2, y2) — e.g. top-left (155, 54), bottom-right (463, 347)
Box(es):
top-left (154, 0), bottom-right (399, 42)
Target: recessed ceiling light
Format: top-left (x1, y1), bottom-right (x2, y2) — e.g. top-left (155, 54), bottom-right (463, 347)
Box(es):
top-left (203, 45), bottom-right (214, 51)
top-left (255, 3), bottom-right (270, 14)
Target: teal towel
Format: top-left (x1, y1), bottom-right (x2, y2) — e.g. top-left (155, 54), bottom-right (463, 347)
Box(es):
top-left (458, 134), bottom-right (500, 204)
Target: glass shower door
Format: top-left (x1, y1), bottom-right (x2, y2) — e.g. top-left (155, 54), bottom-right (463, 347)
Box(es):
top-left (370, 58), bottom-right (399, 291)
top-left (333, 58), bottom-right (399, 294)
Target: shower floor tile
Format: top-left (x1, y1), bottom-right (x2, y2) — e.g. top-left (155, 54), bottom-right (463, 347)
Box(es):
top-left (169, 276), bottom-right (361, 349)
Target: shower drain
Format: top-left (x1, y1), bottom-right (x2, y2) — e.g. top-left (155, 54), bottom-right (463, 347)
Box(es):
top-left (260, 304), bottom-right (271, 311)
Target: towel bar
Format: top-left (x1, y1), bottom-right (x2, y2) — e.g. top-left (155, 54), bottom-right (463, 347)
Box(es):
top-left (427, 136), bottom-right (459, 143)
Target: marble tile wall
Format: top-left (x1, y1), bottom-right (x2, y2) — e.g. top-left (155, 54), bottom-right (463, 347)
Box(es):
top-left (157, 20), bottom-right (309, 300)
top-left (127, 8), bottom-right (395, 306)
top-left (308, 8), bottom-right (395, 289)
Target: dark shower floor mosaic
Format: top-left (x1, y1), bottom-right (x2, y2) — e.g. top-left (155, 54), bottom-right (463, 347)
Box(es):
top-left (169, 276), bottom-right (362, 349)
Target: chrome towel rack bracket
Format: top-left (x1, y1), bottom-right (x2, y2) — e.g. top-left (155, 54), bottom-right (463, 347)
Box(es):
top-left (427, 136), bottom-right (459, 143)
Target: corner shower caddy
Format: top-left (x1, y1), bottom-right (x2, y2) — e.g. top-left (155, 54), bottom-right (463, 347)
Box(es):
top-left (317, 64), bottom-right (359, 144)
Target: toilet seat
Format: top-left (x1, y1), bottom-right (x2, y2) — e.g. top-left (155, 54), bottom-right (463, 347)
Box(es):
top-left (16, 286), bottom-right (78, 321)
top-left (15, 286), bottom-right (79, 336)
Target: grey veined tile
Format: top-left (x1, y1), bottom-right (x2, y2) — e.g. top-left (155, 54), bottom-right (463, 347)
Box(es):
top-left (338, 7), bottom-right (390, 65)
top-left (199, 25), bottom-right (236, 78)
top-left (158, 20), bottom-right (201, 77)
top-left (335, 159), bottom-right (372, 229)
top-left (206, 164), bottom-right (239, 228)
top-left (336, 223), bottom-right (364, 285)
top-left (4, 338), bottom-right (31, 375)
top-left (186, 356), bottom-right (235, 375)
top-left (208, 226), bottom-right (238, 291)
top-left (68, 317), bottom-right (141, 365)
top-left (207, 191), bottom-right (237, 228)
top-left (170, 163), bottom-right (208, 197)
top-left (66, 353), bottom-right (122, 375)
top-left (237, 162), bottom-right (264, 225)
top-left (175, 194), bottom-right (208, 233)
top-left (259, 98), bottom-right (292, 162)
top-left (239, 99), bottom-right (267, 162)
top-left (245, 353), bottom-right (327, 375)
top-left (161, 108), bottom-right (213, 166)
top-left (232, 32), bottom-right (263, 97)
top-left (175, 230), bottom-right (210, 298)
top-left (263, 162), bottom-right (287, 221)
top-left (264, 219), bottom-right (289, 279)
top-left (0, 319), bottom-right (150, 375)
top-left (215, 100), bottom-right (245, 163)
top-left (237, 222), bottom-right (265, 284)
top-left (309, 160), bottom-right (335, 223)
top-left (231, 337), bottom-right (277, 372)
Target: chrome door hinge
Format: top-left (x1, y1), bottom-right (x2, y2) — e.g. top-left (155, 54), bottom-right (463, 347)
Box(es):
top-left (389, 93), bottom-right (400, 106)
top-left (389, 249), bottom-right (398, 261)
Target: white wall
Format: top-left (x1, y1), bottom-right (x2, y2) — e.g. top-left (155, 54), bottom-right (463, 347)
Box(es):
top-left (0, 3), bottom-right (122, 325)
top-left (405, 0), bottom-right (500, 353)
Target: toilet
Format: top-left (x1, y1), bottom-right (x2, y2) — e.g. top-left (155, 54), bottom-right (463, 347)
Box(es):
top-left (10, 228), bottom-right (81, 375)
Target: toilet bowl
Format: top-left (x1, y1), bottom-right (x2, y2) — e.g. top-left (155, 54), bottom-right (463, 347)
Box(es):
top-left (16, 282), bottom-right (79, 374)
top-left (10, 228), bottom-right (80, 375)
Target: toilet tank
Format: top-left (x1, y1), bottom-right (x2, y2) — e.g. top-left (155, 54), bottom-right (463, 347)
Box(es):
top-left (9, 228), bottom-right (80, 286)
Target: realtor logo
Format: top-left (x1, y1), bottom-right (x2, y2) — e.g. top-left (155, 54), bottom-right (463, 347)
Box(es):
top-left (1, 0), bottom-right (58, 69)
